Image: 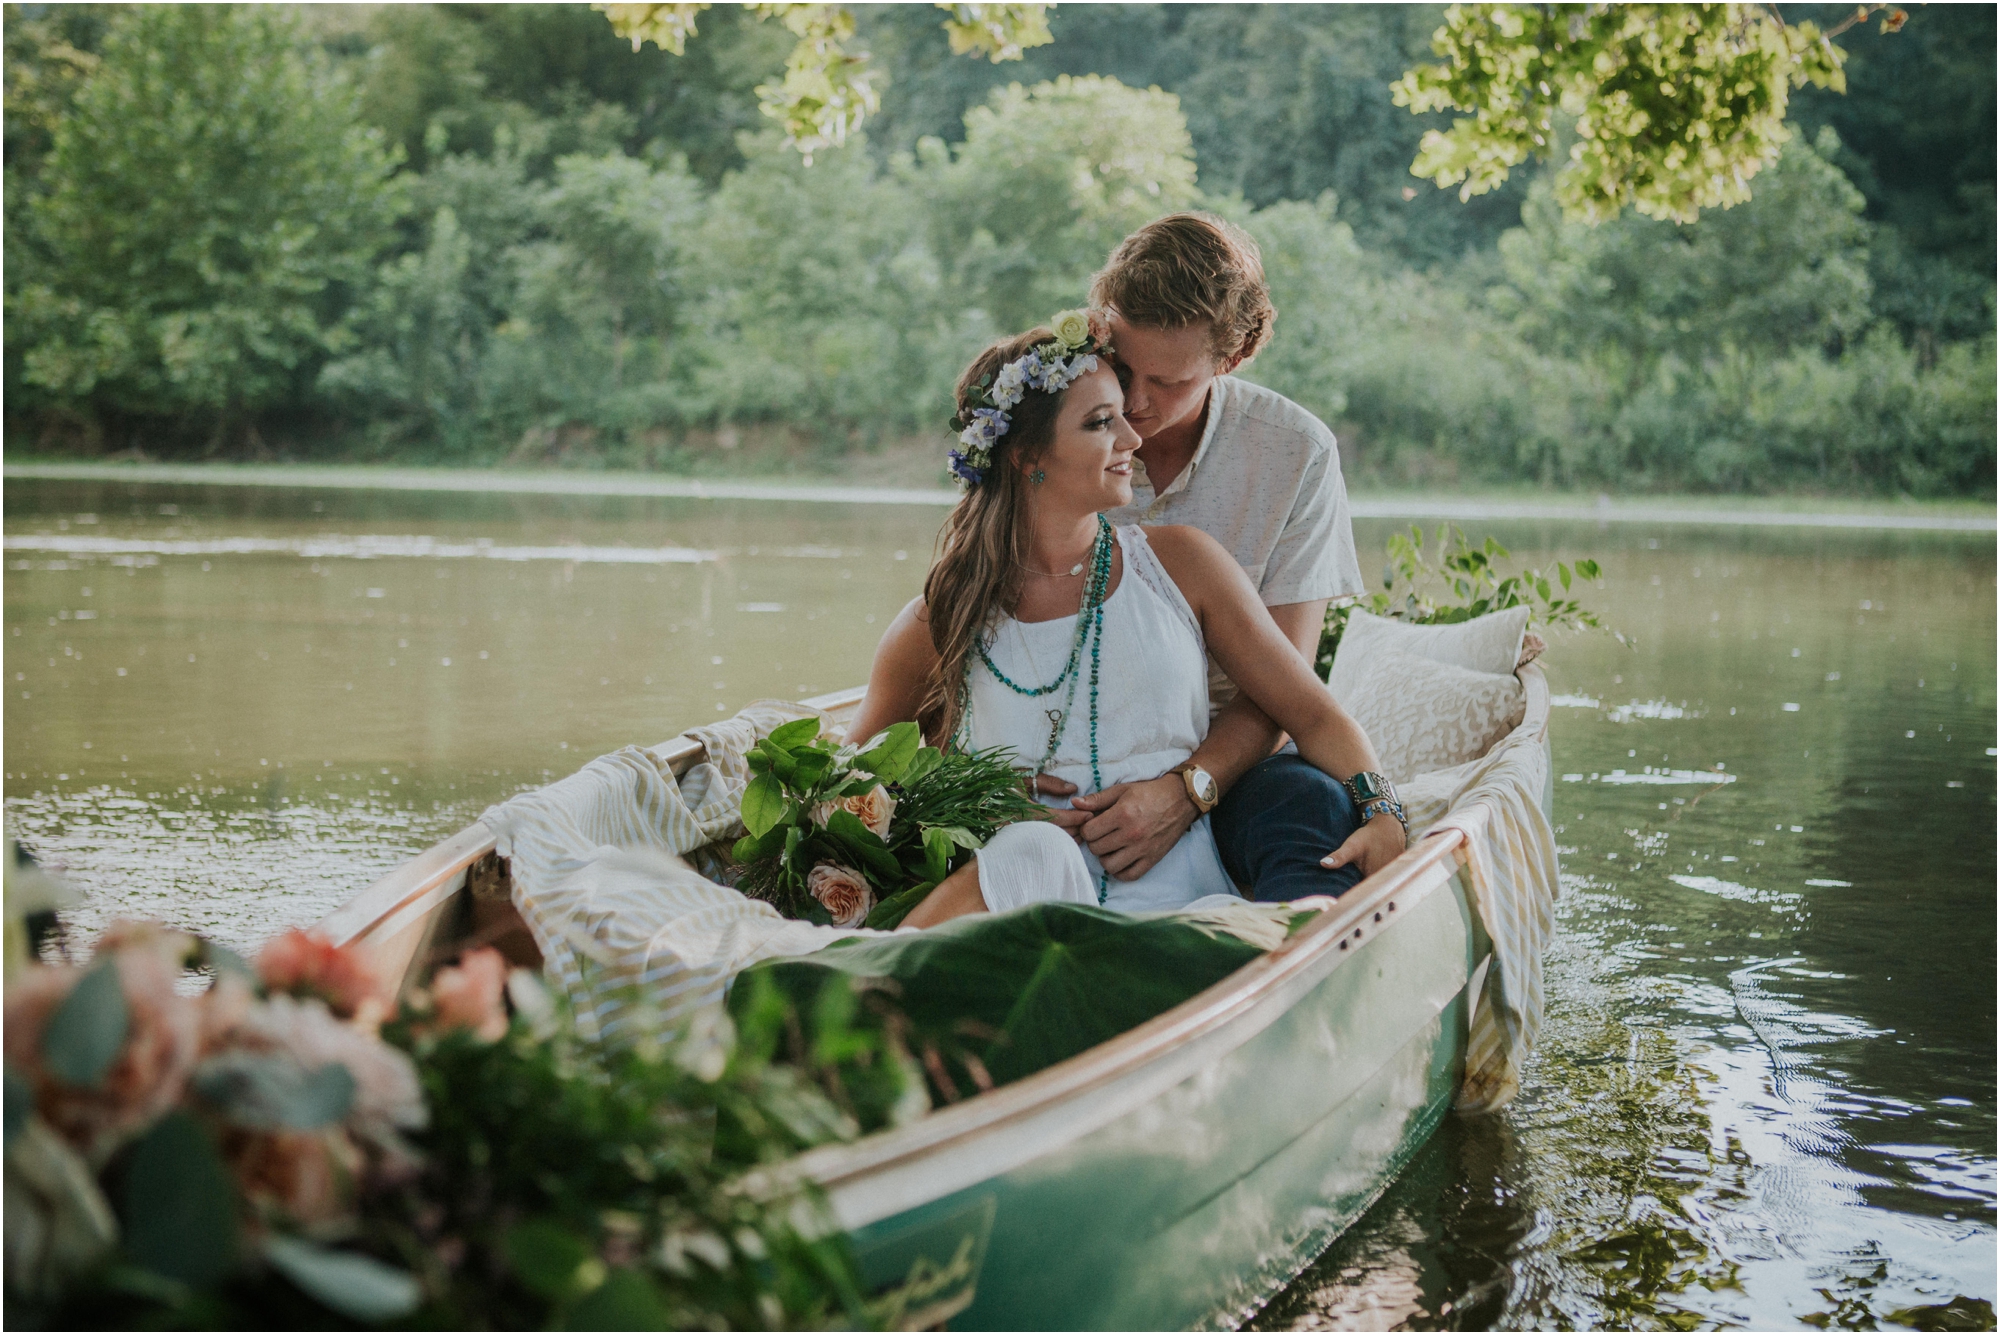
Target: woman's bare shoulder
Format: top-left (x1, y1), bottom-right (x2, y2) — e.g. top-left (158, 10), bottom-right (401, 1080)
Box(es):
top-left (1137, 524), bottom-right (1238, 585)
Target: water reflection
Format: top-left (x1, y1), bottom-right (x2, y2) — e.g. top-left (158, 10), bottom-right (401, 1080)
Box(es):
top-left (5, 479), bottom-right (1994, 1328)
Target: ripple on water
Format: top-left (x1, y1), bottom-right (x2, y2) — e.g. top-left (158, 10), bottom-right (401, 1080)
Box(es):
top-left (6, 783), bottom-right (476, 959)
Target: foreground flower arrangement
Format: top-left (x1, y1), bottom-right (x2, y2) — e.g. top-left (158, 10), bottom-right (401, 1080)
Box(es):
top-left (732, 719), bottom-right (1045, 928)
top-left (3, 872), bottom-right (886, 1329)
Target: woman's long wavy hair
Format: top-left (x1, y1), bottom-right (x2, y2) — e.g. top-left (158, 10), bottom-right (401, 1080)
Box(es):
top-left (920, 327), bottom-right (1072, 746)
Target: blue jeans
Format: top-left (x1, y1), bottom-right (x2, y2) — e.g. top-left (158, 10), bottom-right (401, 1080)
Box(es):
top-left (1210, 746), bottom-right (1366, 902)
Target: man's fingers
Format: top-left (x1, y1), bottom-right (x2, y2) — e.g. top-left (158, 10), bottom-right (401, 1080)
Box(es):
top-left (1034, 772), bottom-right (1078, 797)
top-left (1043, 807), bottom-right (1090, 833)
top-left (1069, 784), bottom-right (1126, 813)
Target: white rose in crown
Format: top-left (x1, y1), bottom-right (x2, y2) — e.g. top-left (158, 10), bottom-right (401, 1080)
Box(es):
top-left (809, 783), bottom-right (898, 839)
top-left (807, 863), bottom-right (875, 927)
top-left (1050, 308), bottom-right (1092, 349)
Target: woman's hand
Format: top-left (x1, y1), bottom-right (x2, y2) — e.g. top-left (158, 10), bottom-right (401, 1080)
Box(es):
top-left (1319, 812), bottom-right (1408, 880)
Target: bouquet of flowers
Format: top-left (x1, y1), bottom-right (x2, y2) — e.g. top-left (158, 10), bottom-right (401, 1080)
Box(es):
top-left (731, 719), bottom-right (1046, 929)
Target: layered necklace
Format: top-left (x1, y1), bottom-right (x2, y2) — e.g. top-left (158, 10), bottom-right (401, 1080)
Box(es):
top-left (965, 514), bottom-right (1115, 903)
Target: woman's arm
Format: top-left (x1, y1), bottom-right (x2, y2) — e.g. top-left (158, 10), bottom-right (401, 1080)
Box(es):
top-left (1145, 526), bottom-right (1406, 877)
top-left (845, 597), bottom-right (941, 745)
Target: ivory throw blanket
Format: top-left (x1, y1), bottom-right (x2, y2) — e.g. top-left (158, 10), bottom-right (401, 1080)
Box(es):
top-left (481, 695), bottom-right (1558, 1111)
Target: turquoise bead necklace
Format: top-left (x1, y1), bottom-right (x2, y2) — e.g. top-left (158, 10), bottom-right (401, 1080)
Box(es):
top-left (968, 514), bottom-right (1114, 903)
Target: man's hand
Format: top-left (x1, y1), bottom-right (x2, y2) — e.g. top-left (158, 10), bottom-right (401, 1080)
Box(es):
top-left (1069, 775), bottom-right (1200, 880)
top-left (1320, 813), bottom-right (1408, 880)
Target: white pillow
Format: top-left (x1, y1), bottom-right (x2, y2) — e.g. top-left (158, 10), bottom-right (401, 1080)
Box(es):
top-left (1327, 606), bottom-right (1530, 696)
top-left (1324, 606), bottom-right (1530, 780)
top-left (1336, 650), bottom-right (1525, 780)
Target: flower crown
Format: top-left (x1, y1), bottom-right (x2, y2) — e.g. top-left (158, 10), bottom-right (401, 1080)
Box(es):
top-left (947, 309), bottom-right (1111, 488)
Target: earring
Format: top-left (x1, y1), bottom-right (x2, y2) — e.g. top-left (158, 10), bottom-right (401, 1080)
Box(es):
top-left (1031, 469), bottom-right (1046, 485)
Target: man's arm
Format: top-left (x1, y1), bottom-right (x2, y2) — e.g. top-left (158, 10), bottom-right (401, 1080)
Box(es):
top-left (1050, 597), bottom-right (1328, 879)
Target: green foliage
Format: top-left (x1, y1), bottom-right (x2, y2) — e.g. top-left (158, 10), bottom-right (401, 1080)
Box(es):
top-left (601, 3), bottom-right (1054, 157)
top-left (1317, 524), bottom-right (1615, 676)
top-left (6, 6), bottom-right (402, 432)
top-left (383, 1000), bottom-right (872, 1330)
top-left (733, 903), bottom-right (1264, 1107)
top-left (3, 5), bottom-right (1990, 497)
top-left (923, 73), bottom-right (1201, 332)
top-left (1392, 3), bottom-right (1872, 224)
top-left (730, 718), bottom-right (1041, 924)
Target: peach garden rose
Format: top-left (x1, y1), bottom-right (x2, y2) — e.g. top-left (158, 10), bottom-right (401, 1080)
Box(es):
top-left (806, 864), bottom-right (875, 928)
top-left (810, 784), bottom-right (897, 839)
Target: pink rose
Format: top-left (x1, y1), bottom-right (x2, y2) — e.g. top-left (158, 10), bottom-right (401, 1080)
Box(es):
top-left (806, 864), bottom-right (875, 928)
top-left (811, 784), bottom-right (897, 839)
top-left (426, 947), bottom-right (510, 1043)
top-left (256, 929), bottom-right (388, 1026)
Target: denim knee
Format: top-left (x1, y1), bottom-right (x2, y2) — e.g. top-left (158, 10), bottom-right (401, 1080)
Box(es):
top-left (1212, 754), bottom-right (1365, 902)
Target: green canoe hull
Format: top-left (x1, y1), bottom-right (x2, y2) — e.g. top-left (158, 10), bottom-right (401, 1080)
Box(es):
top-left (824, 853), bottom-right (1490, 1330)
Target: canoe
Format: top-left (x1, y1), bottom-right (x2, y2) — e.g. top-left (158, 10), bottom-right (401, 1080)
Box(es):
top-left (318, 662), bottom-right (1552, 1330)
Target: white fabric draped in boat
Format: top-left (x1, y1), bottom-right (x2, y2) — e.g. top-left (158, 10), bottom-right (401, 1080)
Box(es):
top-left (480, 700), bottom-right (1297, 1047)
top-left (482, 692), bottom-right (1558, 1110)
top-left (1400, 707), bottom-right (1560, 1114)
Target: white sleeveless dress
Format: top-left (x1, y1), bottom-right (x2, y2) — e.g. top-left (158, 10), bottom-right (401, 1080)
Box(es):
top-left (963, 524), bottom-right (1234, 912)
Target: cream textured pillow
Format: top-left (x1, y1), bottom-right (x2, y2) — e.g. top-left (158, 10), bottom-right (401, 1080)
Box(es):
top-left (1327, 606), bottom-right (1530, 699)
top-left (1336, 650), bottom-right (1525, 779)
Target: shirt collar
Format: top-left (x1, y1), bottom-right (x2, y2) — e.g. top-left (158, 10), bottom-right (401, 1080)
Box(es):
top-left (1146, 375), bottom-right (1231, 503)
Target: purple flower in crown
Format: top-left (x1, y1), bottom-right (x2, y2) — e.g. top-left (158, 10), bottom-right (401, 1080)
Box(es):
top-left (947, 450), bottom-right (984, 486)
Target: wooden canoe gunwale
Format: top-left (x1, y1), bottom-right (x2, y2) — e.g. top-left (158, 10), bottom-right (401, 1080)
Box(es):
top-left (321, 666), bottom-right (1550, 1220)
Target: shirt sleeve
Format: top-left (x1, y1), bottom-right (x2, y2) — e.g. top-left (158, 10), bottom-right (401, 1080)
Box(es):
top-left (1257, 429), bottom-right (1368, 606)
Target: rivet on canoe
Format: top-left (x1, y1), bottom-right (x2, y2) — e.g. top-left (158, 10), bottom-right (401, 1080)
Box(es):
top-left (1373, 911), bottom-right (1382, 923)
top-left (1387, 901), bottom-right (1396, 911)
top-left (1338, 939), bottom-right (1348, 950)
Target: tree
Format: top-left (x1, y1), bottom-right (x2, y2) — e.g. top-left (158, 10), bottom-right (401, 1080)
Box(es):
top-left (1393, 3), bottom-right (1907, 223)
top-left (1494, 129), bottom-right (1872, 381)
top-left (597, 3), bottom-right (1054, 157)
top-left (8, 6), bottom-right (402, 440)
top-left (919, 74), bottom-right (1201, 333)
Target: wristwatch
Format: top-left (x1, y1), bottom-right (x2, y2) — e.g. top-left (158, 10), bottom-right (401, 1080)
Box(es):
top-left (1343, 770), bottom-right (1407, 837)
top-left (1169, 761), bottom-right (1220, 814)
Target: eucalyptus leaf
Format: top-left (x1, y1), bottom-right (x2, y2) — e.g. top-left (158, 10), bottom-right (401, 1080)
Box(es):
top-left (44, 959), bottom-right (129, 1088)
top-left (766, 716), bottom-right (822, 751)
top-left (192, 1053), bottom-right (355, 1131)
top-left (265, 1234), bottom-right (421, 1322)
top-left (119, 1111), bottom-right (240, 1288)
top-left (740, 773), bottom-right (785, 838)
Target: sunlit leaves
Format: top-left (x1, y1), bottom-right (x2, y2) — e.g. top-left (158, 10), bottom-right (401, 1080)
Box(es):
top-left (1392, 4), bottom-right (1876, 224)
top-left (600, 2), bottom-right (1052, 158)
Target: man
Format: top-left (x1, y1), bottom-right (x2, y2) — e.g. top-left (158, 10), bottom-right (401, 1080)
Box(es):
top-left (1041, 212), bottom-right (1380, 900)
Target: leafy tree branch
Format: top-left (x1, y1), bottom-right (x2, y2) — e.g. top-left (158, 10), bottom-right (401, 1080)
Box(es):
top-left (1393, 3), bottom-right (1908, 224)
top-left (597, 3), bottom-right (1052, 157)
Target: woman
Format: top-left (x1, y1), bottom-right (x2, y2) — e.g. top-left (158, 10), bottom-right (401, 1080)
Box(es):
top-left (846, 315), bottom-right (1406, 927)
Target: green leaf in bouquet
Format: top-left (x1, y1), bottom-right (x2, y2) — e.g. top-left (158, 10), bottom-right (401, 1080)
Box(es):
top-left (789, 748), bottom-right (835, 792)
top-left (118, 1110), bottom-right (240, 1288)
top-left (264, 1234), bottom-right (421, 1323)
top-left (823, 810), bottom-right (901, 881)
top-left (920, 826), bottom-right (956, 883)
top-left (767, 716), bottom-right (824, 752)
top-left (838, 775), bottom-right (883, 797)
top-left (741, 772), bottom-right (786, 838)
top-left (862, 881), bottom-right (937, 930)
top-left (562, 1266), bottom-right (671, 1330)
top-left (854, 722), bottom-right (922, 783)
top-left (899, 746), bottom-right (944, 788)
top-left (44, 958), bottom-right (129, 1088)
top-left (782, 823), bottom-right (803, 869)
top-left (192, 1053), bottom-right (356, 1131)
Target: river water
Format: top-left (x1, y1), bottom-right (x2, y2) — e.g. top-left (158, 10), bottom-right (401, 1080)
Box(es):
top-left (6, 477), bottom-right (1993, 1330)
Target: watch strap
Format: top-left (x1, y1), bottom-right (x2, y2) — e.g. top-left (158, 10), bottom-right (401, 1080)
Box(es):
top-left (1169, 760), bottom-right (1219, 814)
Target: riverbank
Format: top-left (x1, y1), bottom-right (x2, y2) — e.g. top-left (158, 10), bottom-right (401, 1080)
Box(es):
top-left (8, 459), bottom-right (1993, 531)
